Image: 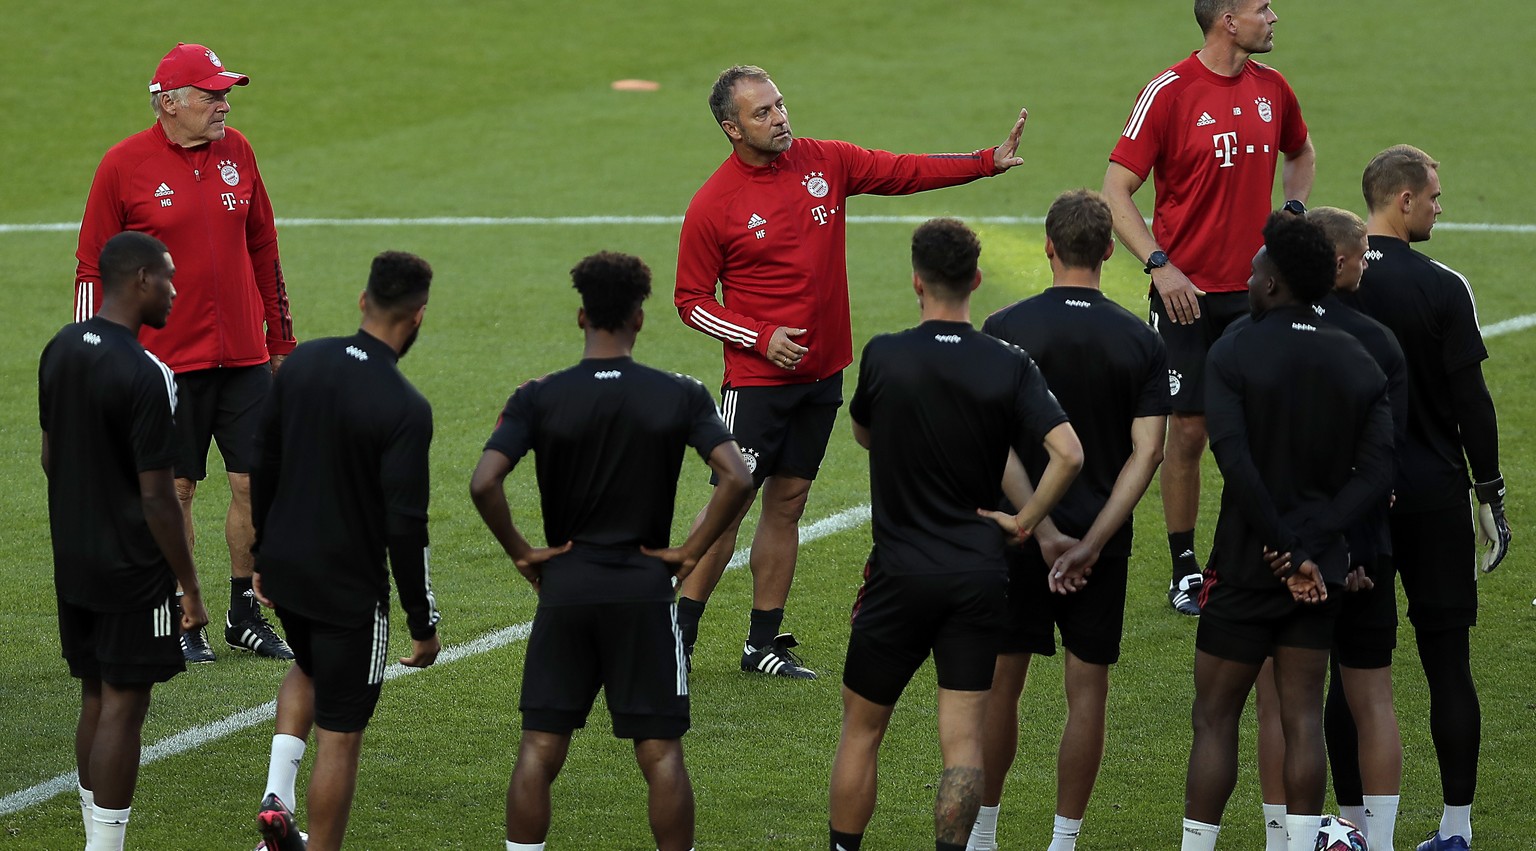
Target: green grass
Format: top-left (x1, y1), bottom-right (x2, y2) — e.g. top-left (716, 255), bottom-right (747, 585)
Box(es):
top-left (3, 0), bottom-right (1535, 848)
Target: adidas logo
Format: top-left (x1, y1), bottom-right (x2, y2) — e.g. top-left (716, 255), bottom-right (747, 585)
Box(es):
top-left (594, 370), bottom-right (622, 380)
top-left (1291, 322), bottom-right (1317, 332)
top-left (345, 345), bottom-right (368, 361)
top-left (746, 213), bottom-right (767, 229)
top-left (1267, 819), bottom-right (1282, 828)
top-left (1364, 808), bottom-right (1374, 817)
top-left (1179, 549), bottom-right (1194, 559)
top-left (934, 334), bottom-right (961, 343)
top-left (1066, 299), bottom-right (1091, 308)
top-left (154, 182), bottom-right (174, 198)
top-left (1196, 111), bottom-right (1216, 127)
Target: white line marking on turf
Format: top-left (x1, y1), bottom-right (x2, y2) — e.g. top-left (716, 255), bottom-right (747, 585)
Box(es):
top-left (0, 504), bottom-right (872, 817)
top-left (1482, 314), bottom-right (1536, 338)
top-left (4, 215), bottom-right (1536, 233)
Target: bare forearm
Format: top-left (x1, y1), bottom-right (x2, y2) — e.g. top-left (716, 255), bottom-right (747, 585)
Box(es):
top-left (1282, 139), bottom-right (1316, 203)
top-left (470, 485), bottom-right (535, 561)
top-left (1079, 450), bottom-right (1160, 552)
top-left (143, 494), bottom-right (200, 594)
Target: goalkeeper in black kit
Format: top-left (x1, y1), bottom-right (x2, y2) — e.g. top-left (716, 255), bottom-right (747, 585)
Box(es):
top-left (1343, 145), bottom-right (1509, 851)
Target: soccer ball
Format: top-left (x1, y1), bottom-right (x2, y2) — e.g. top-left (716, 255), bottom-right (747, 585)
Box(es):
top-left (1316, 814), bottom-right (1367, 850)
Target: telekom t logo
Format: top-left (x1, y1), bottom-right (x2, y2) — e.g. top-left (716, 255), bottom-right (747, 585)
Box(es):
top-left (1212, 132), bottom-right (1239, 168)
top-left (221, 192), bottom-right (238, 211)
top-left (811, 205), bottom-right (829, 225)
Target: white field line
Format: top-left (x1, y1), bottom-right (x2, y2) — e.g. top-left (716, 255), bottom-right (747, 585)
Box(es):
top-left (4, 215), bottom-right (1536, 233)
top-left (0, 504), bottom-right (872, 817)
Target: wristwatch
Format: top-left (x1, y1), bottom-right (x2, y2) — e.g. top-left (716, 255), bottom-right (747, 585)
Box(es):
top-left (1283, 199), bottom-right (1307, 216)
top-left (1143, 250), bottom-right (1169, 275)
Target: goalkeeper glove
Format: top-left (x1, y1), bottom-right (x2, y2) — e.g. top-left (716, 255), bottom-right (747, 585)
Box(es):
top-left (1472, 476), bottom-right (1511, 576)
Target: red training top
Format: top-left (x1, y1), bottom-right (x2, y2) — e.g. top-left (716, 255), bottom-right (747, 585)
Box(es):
top-left (1110, 52), bottom-right (1308, 294)
top-left (75, 122), bottom-right (295, 373)
top-left (676, 137), bottom-right (999, 388)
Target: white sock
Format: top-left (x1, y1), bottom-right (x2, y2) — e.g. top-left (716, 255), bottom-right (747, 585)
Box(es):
top-left (506, 842), bottom-right (544, 851)
top-left (87, 805), bottom-right (130, 851)
top-left (1285, 813), bottom-right (1321, 851)
top-left (1339, 804), bottom-right (1367, 831)
top-left (77, 784), bottom-right (94, 839)
top-left (966, 803), bottom-right (999, 851)
top-left (1439, 803), bottom-right (1471, 842)
top-left (1180, 817), bottom-right (1219, 851)
top-left (1047, 814), bottom-right (1082, 851)
top-left (1362, 794), bottom-right (1399, 849)
top-left (1262, 802), bottom-right (1288, 851)
top-left (264, 733), bottom-right (307, 813)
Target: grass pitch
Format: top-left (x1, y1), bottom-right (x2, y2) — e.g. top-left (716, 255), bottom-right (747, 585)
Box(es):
top-left (2, 1), bottom-right (1534, 847)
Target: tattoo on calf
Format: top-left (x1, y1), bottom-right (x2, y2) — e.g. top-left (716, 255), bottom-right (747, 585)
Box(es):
top-left (934, 765), bottom-right (984, 843)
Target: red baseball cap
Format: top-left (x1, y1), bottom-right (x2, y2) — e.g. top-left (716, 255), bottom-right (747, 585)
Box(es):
top-left (148, 43), bottom-right (249, 94)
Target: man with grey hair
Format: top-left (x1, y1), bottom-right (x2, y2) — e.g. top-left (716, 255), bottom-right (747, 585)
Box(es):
top-left (75, 42), bottom-right (297, 665)
top-left (1103, 0), bottom-right (1315, 618)
top-left (674, 64), bottom-right (1028, 681)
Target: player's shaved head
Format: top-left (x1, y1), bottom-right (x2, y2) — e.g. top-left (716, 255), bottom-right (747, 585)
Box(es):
top-left (1362, 145), bottom-right (1439, 212)
top-left (572, 251), bottom-right (652, 331)
top-left (1194, 0), bottom-right (1242, 34)
top-left (710, 65), bottom-right (772, 126)
top-left (1260, 211), bottom-right (1334, 303)
top-left (1307, 206), bottom-right (1366, 254)
top-left (366, 251), bottom-right (433, 314)
top-left (1045, 189), bottom-right (1114, 270)
top-left (99, 231), bottom-right (170, 292)
top-left (911, 217), bottom-right (981, 299)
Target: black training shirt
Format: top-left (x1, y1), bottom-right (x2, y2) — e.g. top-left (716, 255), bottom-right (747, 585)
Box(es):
top-left (1206, 304), bottom-right (1393, 587)
top-left (484, 357), bottom-right (734, 605)
top-left (850, 320), bottom-right (1070, 576)
top-left (1311, 293), bottom-right (1409, 564)
top-left (983, 288), bottom-right (1169, 555)
top-left (1343, 236), bottom-right (1489, 512)
top-left (252, 331), bottom-right (439, 638)
top-left (39, 317), bottom-right (180, 611)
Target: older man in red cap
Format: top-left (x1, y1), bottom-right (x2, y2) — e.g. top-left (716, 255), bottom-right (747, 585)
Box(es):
top-left (75, 43), bottom-right (297, 667)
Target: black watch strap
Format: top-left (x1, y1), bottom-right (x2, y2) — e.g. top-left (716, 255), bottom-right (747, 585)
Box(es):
top-left (1143, 250), bottom-right (1169, 275)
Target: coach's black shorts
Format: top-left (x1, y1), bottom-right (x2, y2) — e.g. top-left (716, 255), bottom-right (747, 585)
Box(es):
top-left (843, 559), bottom-right (1007, 706)
top-left (1333, 555), bottom-right (1397, 670)
top-left (1195, 575), bottom-right (1342, 665)
top-left (58, 593), bottom-right (184, 685)
top-left (520, 600), bottom-right (688, 740)
top-left (715, 373), bottom-right (842, 486)
top-left (174, 365), bottom-right (271, 480)
top-left (1000, 540), bottom-right (1128, 666)
top-left (1392, 506), bottom-right (1477, 631)
top-left (277, 606), bottom-right (387, 733)
top-left (1148, 289), bottom-right (1248, 414)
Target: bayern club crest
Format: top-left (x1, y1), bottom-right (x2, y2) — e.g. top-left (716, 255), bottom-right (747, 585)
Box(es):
top-left (802, 172), bottom-right (829, 198)
top-left (1255, 97), bottom-right (1273, 123)
top-left (740, 446), bottom-right (759, 474)
top-left (219, 160), bottom-right (241, 186)
top-left (205, 49), bottom-right (223, 68)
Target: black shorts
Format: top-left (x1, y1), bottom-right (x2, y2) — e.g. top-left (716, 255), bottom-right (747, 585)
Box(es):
top-left (58, 594), bottom-right (184, 685)
top-left (843, 559), bottom-right (1006, 706)
top-left (1333, 555), bottom-right (1397, 670)
top-left (1148, 289), bottom-right (1248, 414)
top-left (1195, 576), bottom-right (1342, 665)
top-left (520, 600), bottom-right (689, 740)
top-left (716, 373), bottom-right (843, 486)
top-left (174, 365), bottom-right (271, 480)
top-left (1392, 506), bottom-right (1477, 631)
top-left (278, 606), bottom-right (387, 733)
top-left (1000, 540), bottom-right (1128, 666)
